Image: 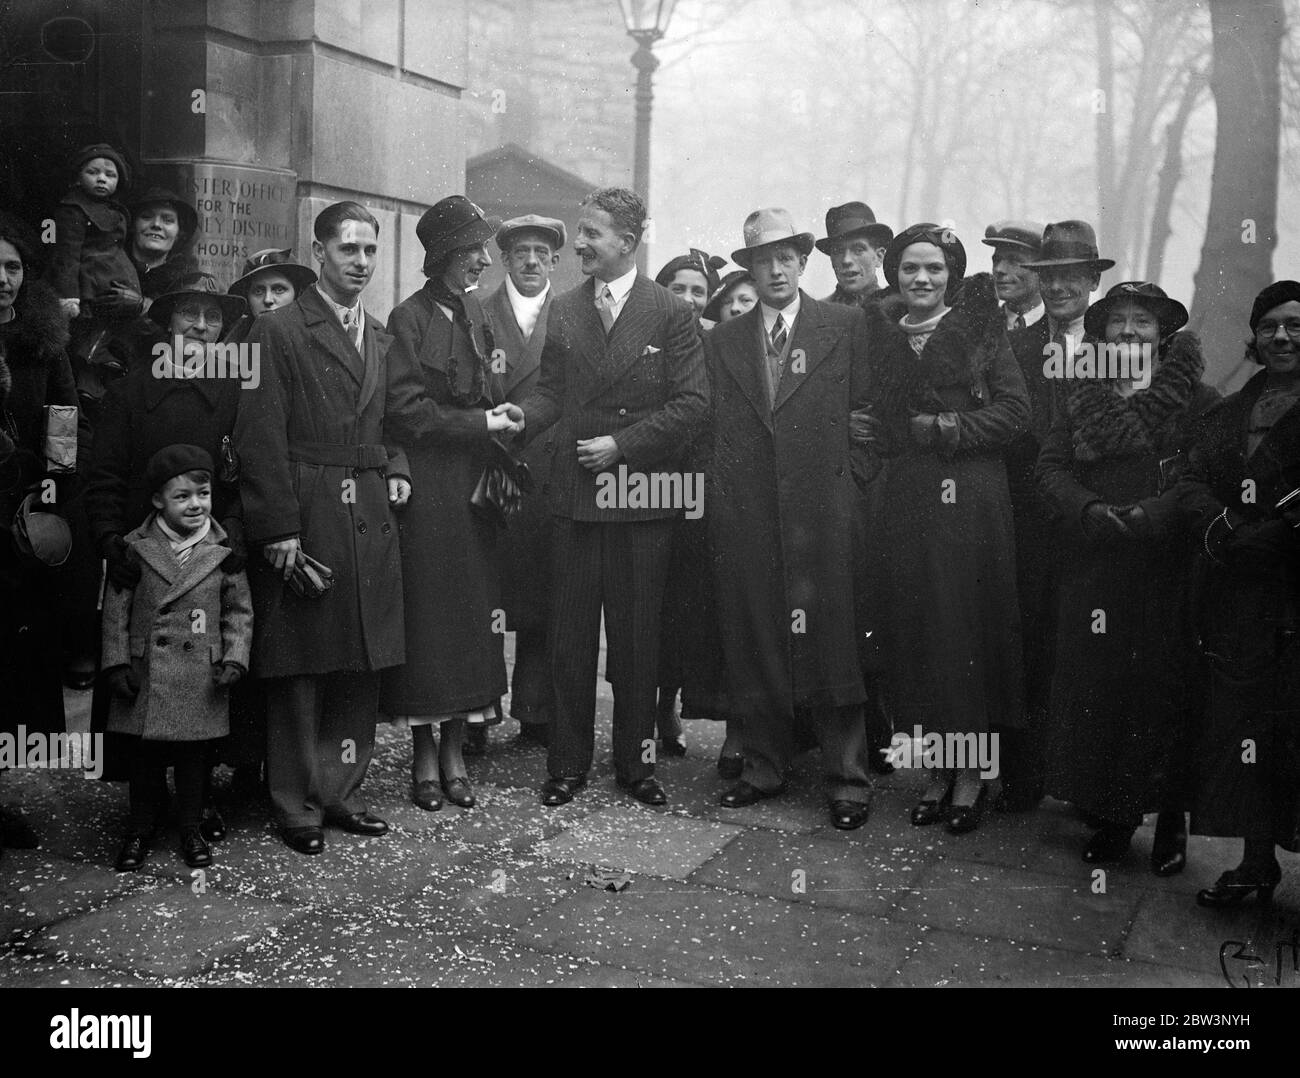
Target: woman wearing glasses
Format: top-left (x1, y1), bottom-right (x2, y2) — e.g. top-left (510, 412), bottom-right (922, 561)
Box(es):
top-left (1176, 281), bottom-right (1300, 907)
top-left (1036, 283), bottom-right (1218, 873)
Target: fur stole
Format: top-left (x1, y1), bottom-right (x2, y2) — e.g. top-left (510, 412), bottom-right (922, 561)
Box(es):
top-left (871, 271), bottom-right (1004, 419)
top-left (1066, 330), bottom-right (1206, 463)
top-left (0, 281), bottom-right (70, 368)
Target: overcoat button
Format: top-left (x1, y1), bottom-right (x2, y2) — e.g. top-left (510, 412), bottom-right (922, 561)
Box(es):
top-left (358, 521), bottom-right (368, 534)
top-left (836, 465), bottom-right (845, 476)
top-left (156, 636), bottom-right (169, 647)
top-left (182, 641), bottom-right (194, 652)
top-left (353, 467), bottom-right (362, 478)
top-left (618, 408), bottom-right (628, 416)
top-left (542, 483), bottom-right (551, 494)
top-left (381, 522), bottom-right (391, 534)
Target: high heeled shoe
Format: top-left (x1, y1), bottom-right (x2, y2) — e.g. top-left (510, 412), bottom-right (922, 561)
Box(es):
top-left (1196, 865), bottom-right (1282, 909)
top-left (947, 784), bottom-right (988, 834)
top-left (1150, 822), bottom-right (1187, 877)
top-left (911, 784), bottom-right (952, 827)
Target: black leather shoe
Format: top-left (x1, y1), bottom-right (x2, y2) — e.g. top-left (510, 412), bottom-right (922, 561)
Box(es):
top-left (114, 832), bottom-right (150, 872)
top-left (717, 753), bottom-right (744, 780)
top-left (464, 726), bottom-right (488, 757)
top-left (442, 775), bottom-right (476, 808)
top-left (719, 781), bottom-right (783, 808)
top-left (199, 809), bottom-right (226, 843)
top-left (618, 776), bottom-right (667, 806)
top-left (540, 775), bottom-right (587, 806)
top-left (412, 779), bottom-right (443, 812)
top-left (180, 827), bottom-right (212, 868)
top-left (1082, 824), bottom-right (1134, 863)
top-left (280, 826), bottom-right (325, 855)
top-left (830, 799), bottom-right (871, 830)
top-left (659, 735), bottom-right (688, 758)
top-left (325, 811), bottom-right (389, 836)
top-left (1197, 864), bottom-right (1282, 909)
top-left (947, 786), bottom-right (989, 835)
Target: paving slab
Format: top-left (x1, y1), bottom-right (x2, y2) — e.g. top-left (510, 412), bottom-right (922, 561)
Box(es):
top-left (891, 858), bottom-right (1144, 957)
top-left (887, 926), bottom-right (1222, 988)
top-left (534, 804), bottom-right (742, 879)
top-left (689, 828), bottom-right (928, 917)
top-left (0, 854), bottom-right (155, 941)
top-left (517, 878), bottom-right (919, 986)
top-left (0, 950), bottom-right (158, 988)
top-left (22, 884), bottom-right (300, 979)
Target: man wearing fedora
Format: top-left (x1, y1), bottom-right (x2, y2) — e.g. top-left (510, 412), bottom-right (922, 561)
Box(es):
top-left (501, 187), bottom-right (708, 808)
top-left (984, 221), bottom-right (1045, 332)
top-left (483, 214), bottom-right (566, 750)
top-left (996, 219), bottom-right (1114, 812)
top-left (705, 207), bottom-right (877, 829)
top-left (235, 200), bottom-right (414, 855)
top-left (818, 201), bottom-right (894, 310)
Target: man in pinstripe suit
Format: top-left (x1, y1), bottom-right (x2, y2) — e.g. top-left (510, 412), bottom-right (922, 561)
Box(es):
top-left (498, 188), bottom-right (709, 807)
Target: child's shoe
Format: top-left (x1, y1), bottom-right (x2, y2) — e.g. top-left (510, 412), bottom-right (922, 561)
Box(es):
top-left (114, 832), bottom-right (150, 872)
top-left (179, 827), bottom-right (212, 868)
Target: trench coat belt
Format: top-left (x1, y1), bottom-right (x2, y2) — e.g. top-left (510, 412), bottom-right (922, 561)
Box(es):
top-left (288, 441), bottom-right (389, 470)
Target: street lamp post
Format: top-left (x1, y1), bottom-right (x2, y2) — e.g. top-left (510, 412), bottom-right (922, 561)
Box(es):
top-left (617, 0), bottom-right (678, 271)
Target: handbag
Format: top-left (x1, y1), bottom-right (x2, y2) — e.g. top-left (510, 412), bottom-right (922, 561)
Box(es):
top-left (470, 436), bottom-right (533, 528)
top-left (286, 549), bottom-right (336, 600)
top-left (43, 404), bottom-right (78, 474)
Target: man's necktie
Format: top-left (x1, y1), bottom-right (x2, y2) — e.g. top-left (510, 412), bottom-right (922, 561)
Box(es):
top-left (343, 309), bottom-right (361, 352)
top-left (596, 285), bottom-right (616, 334)
top-left (770, 313), bottom-right (787, 354)
top-left (1013, 313), bottom-right (1026, 332)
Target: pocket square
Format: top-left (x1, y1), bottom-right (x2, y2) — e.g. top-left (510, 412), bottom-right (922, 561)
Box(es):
top-left (641, 345), bottom-right (661, 356)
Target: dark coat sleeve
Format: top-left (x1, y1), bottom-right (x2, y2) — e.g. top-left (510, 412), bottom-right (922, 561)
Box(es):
top-left (233, 314), bottom-right (301, 545)
top-left (1034, 400), bottom-right (1096, 532)
top-left (614, 301), bottom-right (709, 470)
top-left (85, 377), bottom-right (136, 548)
top-left (47, 204), bottom-right (86, 300)
top-left (948, 334), bottom-right (1029, 452)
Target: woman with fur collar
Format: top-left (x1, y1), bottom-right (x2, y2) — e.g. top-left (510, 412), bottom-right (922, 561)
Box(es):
top-left (867, 223), bottom-right (1031, 835)
top-left (0, 211), bottom-right (78, 860)
top-left (1036, 282), bottom-right (1218, 875)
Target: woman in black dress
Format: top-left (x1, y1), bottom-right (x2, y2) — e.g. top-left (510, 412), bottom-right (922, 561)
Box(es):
top-left (381, 196), bottom-right (515, 812)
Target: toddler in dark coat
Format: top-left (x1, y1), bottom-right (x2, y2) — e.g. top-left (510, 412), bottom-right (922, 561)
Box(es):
top-left (102, 445), bottom-right (252, 872)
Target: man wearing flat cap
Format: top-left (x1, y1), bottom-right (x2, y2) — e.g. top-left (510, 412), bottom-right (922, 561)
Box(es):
top-left (996, 219), bottom-right (1114, 812)
top-left (984, 221), bottom-right (1045, 332)
top-left (500, 187), bottom-right (709, 809)
top-left (705, 207), bottom-right (878, 830)
top-left (482, 214), bottom-right (566, 748)
top-left (818, 201), bottom-right (894, 311)
top-left (235, 200), bottom-right (414, 856)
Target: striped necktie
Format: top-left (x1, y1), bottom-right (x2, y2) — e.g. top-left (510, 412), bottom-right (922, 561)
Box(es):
top-left (343, 308), bottom-right (361, 351)
top-left (770, 313), bottom-right (787, 354)
top-left (1013, 312), bottom-right (1026, 331)
top-left (596, 285), bottom-right (616, 334)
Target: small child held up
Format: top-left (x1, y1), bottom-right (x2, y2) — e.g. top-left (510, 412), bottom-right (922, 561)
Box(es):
top-left (47, 143), bottom-right (144, 387)
top-left (102, 445), bottom-right (252, 871)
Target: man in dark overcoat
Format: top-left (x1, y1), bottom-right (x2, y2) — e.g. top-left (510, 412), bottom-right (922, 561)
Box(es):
top-left (706, 208), bottom-right (878, 830)
top-left (502, 187), bottom-right (709, 808)
top-left (234, 201), bottom-right (413, 855)
top-left (482, 214), bottom-right (565, 749)
top-left (999, 219), bottom-right (1110, 810)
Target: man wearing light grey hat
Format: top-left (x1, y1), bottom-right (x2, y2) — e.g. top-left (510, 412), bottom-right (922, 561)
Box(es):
top-left (483, 214), bottom-right (567, 750)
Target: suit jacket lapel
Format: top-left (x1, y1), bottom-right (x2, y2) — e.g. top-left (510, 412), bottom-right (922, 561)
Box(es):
top-left (773, 293), bottom-right (836, 413)
top-left (718, 307), bottom-right (772, 431)
top-left (596, 275), bottom-right (658, 395)
top-left (299, 286), bottom-right (365, 388)
top-left (356, 316), bottom-right (391, 415)
top-left (487, 285), bottom-right (549, 396)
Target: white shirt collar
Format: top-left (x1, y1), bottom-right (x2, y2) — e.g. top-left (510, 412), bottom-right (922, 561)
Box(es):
top-left (316, 283), bottom-right (364, 334)
top-left (598, 266), bottom-right (637, 304)
top-left (760, 293), bottom-right (801, 336)
top-left (506, 276), bottom-right (550, 336)
top-left (1006, 301), bottom-right (1044, 329)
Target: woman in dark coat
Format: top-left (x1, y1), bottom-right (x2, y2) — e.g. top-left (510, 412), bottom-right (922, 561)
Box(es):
top-left (0, 212), bottom-right (78, 857)
top-left (873, 224), bottom-right (1029, 833)
top-left (85, 273), bottom-right (247, 830)
top-left (381, 196), bottom-right (514, 812)
top-left (1176, 281), bottom-right (1300, 908)
top-left (1037, 283), bottom-right (1218, 872)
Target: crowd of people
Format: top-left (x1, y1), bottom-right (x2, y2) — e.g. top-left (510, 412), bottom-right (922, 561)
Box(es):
top-left (1, 141), bottom-right (1297, 915)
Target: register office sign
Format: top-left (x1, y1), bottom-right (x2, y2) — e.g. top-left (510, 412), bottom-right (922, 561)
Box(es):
top-left (155, 162), bottom-right (299, 287)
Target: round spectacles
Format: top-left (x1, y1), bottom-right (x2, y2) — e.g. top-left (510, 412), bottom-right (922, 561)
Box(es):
top-left (1254, 319), bottom-right (1300, 340)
